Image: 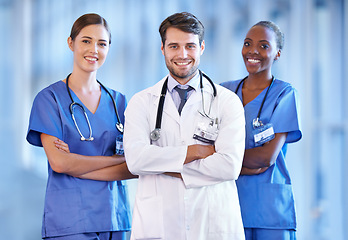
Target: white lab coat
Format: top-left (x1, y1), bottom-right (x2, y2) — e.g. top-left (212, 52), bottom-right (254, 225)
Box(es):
top-left (124, 75), bottom-right (246, 240)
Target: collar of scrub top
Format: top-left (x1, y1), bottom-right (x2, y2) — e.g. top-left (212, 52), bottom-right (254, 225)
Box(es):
top-left (235, 75), bottom-right (275, 127)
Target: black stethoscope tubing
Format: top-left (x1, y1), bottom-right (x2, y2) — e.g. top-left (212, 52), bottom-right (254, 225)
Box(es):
top-left (235, 75), bottom-right (274, 126)
top-left (150, 70), bottom-right (217, 141)
top-left (66, 73), bottom-right (123, 141)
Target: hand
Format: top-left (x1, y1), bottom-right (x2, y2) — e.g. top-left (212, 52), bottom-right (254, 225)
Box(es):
top-left (54, 139), bottom-right (70, 153)
top-left (196, 144), bottom-right (215, 159)
top-left (185, 144), bottom-right (216, 164)
top-left (240, 167), bottom-right (268, 175)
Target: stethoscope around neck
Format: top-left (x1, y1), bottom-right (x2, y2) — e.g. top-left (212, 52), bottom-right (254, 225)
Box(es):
top-left (235, 75), bottom-right (275, 128)
top-left (150, 70), bottom-right (217, 141)
top-left (66, 73), bottom-right (124, 141)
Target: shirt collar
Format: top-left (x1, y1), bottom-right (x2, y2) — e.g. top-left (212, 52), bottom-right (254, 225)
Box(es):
top-left (167, 71), bottom-right (200, 93)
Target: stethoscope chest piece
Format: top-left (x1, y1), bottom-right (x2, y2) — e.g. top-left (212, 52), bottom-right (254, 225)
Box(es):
top-left (116, 123), bottom-right (124, 133)
top-left (252, 118), bottom-right (263, 128)
top-left (150, 128), bottom-right (161, 141)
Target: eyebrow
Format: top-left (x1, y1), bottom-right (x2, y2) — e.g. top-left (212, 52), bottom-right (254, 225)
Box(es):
top-left (259, 40), bottom-right (270, 44)
top-left (244, 38), bottom-right (270, 44)
top-left (81, 36), bottom-right (108, 42)
top-left (167, 42), bottom-right (197, 46)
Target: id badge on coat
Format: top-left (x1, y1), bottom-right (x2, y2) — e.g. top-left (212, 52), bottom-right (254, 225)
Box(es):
top-left (252, 123), bottom-right (275, 147)
top-left (193, 116), bottom-right (219, 144)
top-left (115, 135), bottom-right (124, 155)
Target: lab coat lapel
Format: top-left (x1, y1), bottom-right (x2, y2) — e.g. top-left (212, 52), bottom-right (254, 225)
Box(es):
top-left (163, 95), bottom-right (180, 123)
top-left (185, 89), bottom-right (201, 107)
top-left (150, 76), bottom-right (180, 124)
top-left (184, 76), bottom-right (215, 110)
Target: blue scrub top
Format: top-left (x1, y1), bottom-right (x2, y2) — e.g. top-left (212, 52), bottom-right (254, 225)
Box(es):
top-left (221, 79), bottom-right (302, 230)
top-left (26, 81), bottom-right (131, 238)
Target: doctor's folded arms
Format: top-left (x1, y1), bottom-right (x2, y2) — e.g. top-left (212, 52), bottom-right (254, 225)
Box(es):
top-left (26, 13), bottom-right (136, 240)
top-left (123, 12), bottom-right (246, 240)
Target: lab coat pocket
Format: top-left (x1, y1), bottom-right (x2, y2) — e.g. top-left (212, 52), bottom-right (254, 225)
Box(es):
top-left (208, 183), bottom-right (244, 235)
top-left (132, 196), bottom-right (164, 239)
top-left (44, 188), bottom-right (83, 236)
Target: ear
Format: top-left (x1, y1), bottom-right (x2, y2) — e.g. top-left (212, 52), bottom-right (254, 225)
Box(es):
top-left (274, 49), bottom-right (281, 61)
top-left (200, 40), bottom-right (205, 55)
top-left (67, 37), bottom-right (74, 51)
top-left (161, 42), bottom-right (165, 55)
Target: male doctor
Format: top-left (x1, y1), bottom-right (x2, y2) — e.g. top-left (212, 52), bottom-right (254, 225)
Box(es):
top-left (124, 12), bottom-right (246, 240)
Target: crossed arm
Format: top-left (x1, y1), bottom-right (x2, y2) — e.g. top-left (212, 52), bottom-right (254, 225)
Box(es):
top-left (50, 132), bottom-right (214, 180)
top-left (167, 133), bottom-right (286, 177)
top-left (240, 132), bottom-right (287, 175)
top-left (163, 144), bottom-right (216, 178)
top-left (41, 133), bottom-right (137, 181)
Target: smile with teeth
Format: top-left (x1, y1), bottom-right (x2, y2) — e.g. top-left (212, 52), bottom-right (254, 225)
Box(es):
top-left (85, 56), bottom-right (98, 61)
top-left (247, 58), bottom-right (261, 63)
top-left (175, 61), bottom-right (191, 66)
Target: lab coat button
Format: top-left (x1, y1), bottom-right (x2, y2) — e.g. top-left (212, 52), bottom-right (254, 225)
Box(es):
top-left (182, 141), bottom-right (185, 145)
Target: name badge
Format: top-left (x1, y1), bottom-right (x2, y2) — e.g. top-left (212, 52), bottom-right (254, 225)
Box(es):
top-left (252, 123), bottom-right (275, 147)
top-left (115, 135), bottom-right (124, 155)
top-left (193, 117), bottom-right (219, 144)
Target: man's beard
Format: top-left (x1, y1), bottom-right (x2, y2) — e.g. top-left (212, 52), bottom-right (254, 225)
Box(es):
top-left (166, 63), bottom-right (198, 82)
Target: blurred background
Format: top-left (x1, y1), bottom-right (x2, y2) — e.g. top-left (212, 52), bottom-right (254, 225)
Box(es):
top-left (0, 0), bottom-right (346, 239)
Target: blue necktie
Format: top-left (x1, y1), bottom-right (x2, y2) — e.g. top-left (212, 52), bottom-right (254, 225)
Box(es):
top-left (175, 86), bottom-right (193, 115)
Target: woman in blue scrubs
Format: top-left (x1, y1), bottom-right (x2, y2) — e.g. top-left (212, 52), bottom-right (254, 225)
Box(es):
top-left (221, 21), bottom-right (302, 240)
top-left (26, 13), bottom-right (136, 240)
